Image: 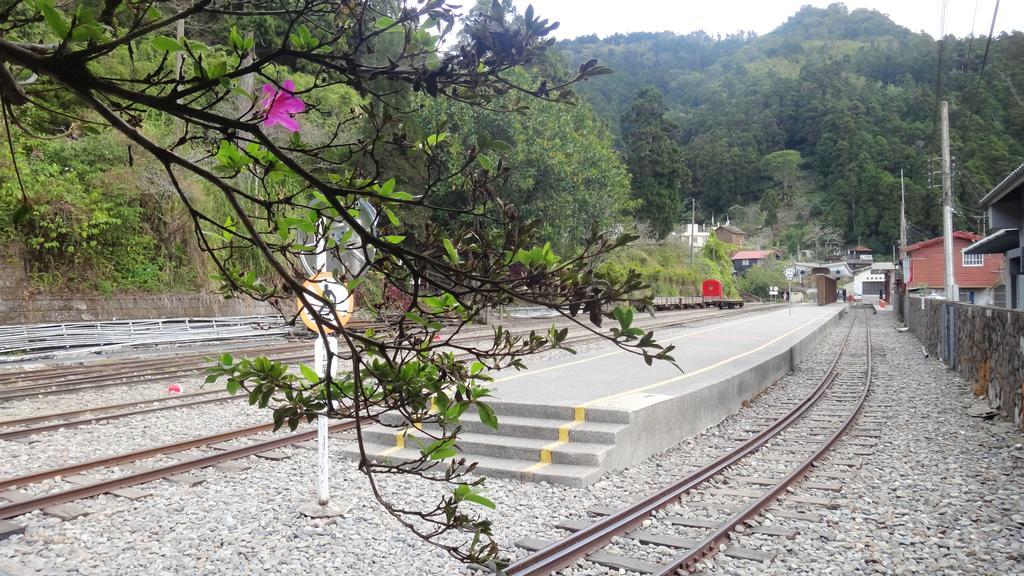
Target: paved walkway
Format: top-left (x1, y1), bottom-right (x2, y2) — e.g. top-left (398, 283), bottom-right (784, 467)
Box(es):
top-left (490, 303), bottom-right (845, 413)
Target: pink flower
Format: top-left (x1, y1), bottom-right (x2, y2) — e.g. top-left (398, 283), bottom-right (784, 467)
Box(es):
top-left (260, 79), bottom-right (305, 132)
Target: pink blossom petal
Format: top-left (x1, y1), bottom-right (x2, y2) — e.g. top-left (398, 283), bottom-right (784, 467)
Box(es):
top-left (259, 79), bottom-right (305, 132)
top-left (276, 115), bottom-right (301, 132)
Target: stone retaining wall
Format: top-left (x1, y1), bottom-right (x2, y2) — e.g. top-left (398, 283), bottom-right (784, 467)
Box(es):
top-left (0, 260), bottom-right (278, 324)
top-left (904, 296), bottom-right (1024, 430)
top-left (0, 292), bottom-right (279, 324)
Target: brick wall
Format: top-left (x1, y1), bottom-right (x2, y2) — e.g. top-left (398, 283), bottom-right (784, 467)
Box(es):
top-left (905, 296), bottom-right (1024, 430)
top-left (0, 261), bottom-right (278, 324)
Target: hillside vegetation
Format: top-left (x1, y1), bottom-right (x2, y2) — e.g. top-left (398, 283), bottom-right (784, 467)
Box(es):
top-left (558, 3), bottom-right (1024, 253)
top-left (3, 2), bottom-right (1022, 294)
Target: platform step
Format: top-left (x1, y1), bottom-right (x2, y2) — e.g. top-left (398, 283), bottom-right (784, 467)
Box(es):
top-left (348, 442), bottom-right (603, 487)
top-left (377, 412), bottom-right (627, 443)
top-left (359, 426), bottom-right (614, 467)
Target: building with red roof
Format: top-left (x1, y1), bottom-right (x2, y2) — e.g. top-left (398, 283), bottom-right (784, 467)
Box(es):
top-left (904, 231), bottom-right (1004, 305)
top-left (731, 249), bottom-right (782, 275)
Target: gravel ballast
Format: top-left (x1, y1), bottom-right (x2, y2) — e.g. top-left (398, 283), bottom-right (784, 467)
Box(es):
top-left (0, 308), bottom-right (1020, 575)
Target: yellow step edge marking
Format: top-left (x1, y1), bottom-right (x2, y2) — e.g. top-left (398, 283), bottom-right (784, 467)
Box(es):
top-left (379, 399), bottom-right (436, 457)
top-left (378, 429), bottom-right (407, 457)
top-left (519, 314), bottom-right (829, 473)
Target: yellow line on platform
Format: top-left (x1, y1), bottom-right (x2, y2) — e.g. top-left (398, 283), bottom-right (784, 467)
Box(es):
top-left (495, 313), bottom-right (768, 385)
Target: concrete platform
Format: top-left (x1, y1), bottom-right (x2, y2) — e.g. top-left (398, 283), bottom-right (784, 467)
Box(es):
top-left (350, 304), bottom-right (846, 486)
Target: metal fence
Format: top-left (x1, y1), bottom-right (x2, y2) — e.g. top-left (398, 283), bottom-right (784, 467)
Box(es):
top-left (0, 315), bottom-right (289, 360)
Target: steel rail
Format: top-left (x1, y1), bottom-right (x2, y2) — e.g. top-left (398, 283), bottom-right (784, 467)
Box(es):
top-left (0, 422), bottom-right (277, 491)
top-left (504, 312), bottom-right (856, 576)
top-left (0, 339), bottom-right (309, 386)
top-left (0, 394), bottom-right (242, 440)
top-left (0, 351), bottom-right (311, 401)
top-left (0, 389), bottom-right (229, 428)
top-left (656, 310), bottom-right (872, 574)
top-left (0, 349), bottom-right (307, 390)
top-left (0, 420), bottom-right (359, 520)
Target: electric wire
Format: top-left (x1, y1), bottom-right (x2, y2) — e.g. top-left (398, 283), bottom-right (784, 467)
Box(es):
top-left (978, 0), bottom-right (1000, 79)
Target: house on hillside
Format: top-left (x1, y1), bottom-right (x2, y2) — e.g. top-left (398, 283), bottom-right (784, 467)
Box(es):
top-left (965, 162), bottom-right (1023, 309)
top-left (731, 249), bottom-right (782, 275)
top-left (714, 224), bottom-right (747, 246)
top-left (905, 232), bottom-right (1004, 305)
top-left (667, 223), bottom-right (710, 249)
top-left (845, 245), bottom-right (874, 272)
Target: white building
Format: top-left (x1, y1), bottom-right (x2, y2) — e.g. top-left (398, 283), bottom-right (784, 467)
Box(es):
top-left (667, 223), bottom-right (710, 249)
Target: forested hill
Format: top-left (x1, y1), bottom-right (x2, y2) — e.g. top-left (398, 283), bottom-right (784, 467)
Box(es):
top-left (556, 3), bottom-right (1024, 253)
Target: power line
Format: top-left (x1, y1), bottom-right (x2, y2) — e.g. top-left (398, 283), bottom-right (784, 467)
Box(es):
top-left (978, 0), bottom-right (1000, 79)
top-left (965, 0), bottom-right (980, 70)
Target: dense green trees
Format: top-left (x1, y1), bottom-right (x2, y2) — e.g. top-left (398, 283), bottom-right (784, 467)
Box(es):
top-left (558, 4), bottom-right (1024, 253)
top-left (621, 87), bottom-right (691, 239)
top-left (414, 68), bottom-right (634, 252)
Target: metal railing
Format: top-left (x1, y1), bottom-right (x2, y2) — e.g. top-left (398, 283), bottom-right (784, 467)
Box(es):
top-left (0, 315), bottom-right (288, 360)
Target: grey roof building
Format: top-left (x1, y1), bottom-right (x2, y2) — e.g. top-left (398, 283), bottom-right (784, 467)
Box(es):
top-left (965, 162), bottom-right (1023, 309)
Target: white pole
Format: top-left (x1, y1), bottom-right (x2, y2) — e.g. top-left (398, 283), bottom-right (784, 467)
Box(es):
top-left (299, 220), bottom-right (347, 518)
top-left (314, 220), bottom-right (335, 507)
top-left (314, 336), bottom-right (337, 506)
top-left (940, 101), bottom-right (957, 302)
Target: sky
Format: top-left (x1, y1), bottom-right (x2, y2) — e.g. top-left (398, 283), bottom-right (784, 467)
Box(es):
top-left (509, 1), bottom-right (1020, 41)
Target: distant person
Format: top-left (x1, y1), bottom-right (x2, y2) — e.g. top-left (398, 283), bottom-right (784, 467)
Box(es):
top-left (879, 287), bottom-right (885, 301)
top-left (842, 288), bottom-right (847, 302)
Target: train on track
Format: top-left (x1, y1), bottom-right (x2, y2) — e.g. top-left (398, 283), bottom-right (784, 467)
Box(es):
top-left (649, 279), bottom-right (745, 311)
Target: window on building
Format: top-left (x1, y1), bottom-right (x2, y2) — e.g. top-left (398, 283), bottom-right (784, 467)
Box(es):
top-left (741, 259), bottom-right (749, 266)
top-left (962, 253), bottom-right (984, 267)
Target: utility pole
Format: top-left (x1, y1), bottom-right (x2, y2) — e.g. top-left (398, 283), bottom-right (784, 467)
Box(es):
top-left (899, 169), bottom-right (907, 259)
top-left (689, 198), bottom-right (695, 267)
top-left (940, 100), bottom-right (957, 301)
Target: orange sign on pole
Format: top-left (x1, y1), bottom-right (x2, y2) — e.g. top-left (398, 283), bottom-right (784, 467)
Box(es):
top-left (296, 272), bottom-right (354, 333)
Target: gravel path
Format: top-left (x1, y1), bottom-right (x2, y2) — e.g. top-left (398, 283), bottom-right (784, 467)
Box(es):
top-left (1, 308), bottom-right (1019, 575)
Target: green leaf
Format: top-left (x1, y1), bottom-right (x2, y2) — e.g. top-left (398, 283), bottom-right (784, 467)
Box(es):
top-left (225, 380), bottom-right (241, 395)
top-left (425, 132), bottom-right (447, 147)
top-left (476, 154), bottom-right (493, 171)
top-left (487, 139), bottom-right (512, 152)
top-left (299, 364), bottom-right (319, 384)
top-left (375, 16), bottom-right (396, 28)
top-left (477, 403), bottom-right (498, 430)
top-left (38, 0), bottom-right (69, 38)
top-left (463, 492), bottom-right (496, 509)
top-left (152, 35), bottom-right (183, 52)
top-left (429, 446), bottom-right (458, 460)
top-left (442, 238), bottom-right (459, 264)
top-left (383, 235), bottom-right (405, 244)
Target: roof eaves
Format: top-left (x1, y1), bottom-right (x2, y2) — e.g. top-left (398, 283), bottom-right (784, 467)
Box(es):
top-left (979, 161), bottom-right (1024, 206)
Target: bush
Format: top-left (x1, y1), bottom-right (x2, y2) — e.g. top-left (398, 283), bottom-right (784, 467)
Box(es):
top-left (1, 130), bottom-right (198, 292)
top-left (737, 263), bottom-right (788, 299)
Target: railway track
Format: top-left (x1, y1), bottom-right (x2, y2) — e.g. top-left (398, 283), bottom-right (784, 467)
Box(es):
top-left (0, 421), bottom-right (359, 521)
top-left (504, 309), bottom-right (872, 575)
top-left (0, 305), bottom-right (781, 408)
top-left (0, 305), bottom-right (786, 522)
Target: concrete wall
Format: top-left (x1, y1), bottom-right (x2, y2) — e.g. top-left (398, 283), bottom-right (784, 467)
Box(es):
top-left (596, 306), bottom-right (848, 473)
top-left (0, 261), bottom-right (277, 324)
top-left (905, 296), bottom-right (1024, 430)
